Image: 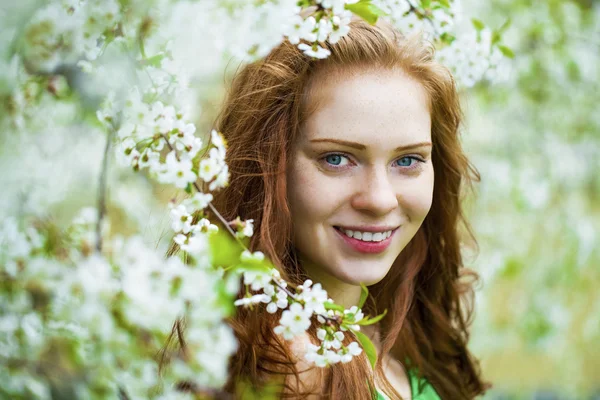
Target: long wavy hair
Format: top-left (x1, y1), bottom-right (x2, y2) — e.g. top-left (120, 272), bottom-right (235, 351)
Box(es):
top-left (175, 18), bottom-right (490, 400)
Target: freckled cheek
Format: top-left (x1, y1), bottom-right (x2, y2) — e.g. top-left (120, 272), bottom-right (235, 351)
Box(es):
top-left (287, 165), bottom-right (347, 224)
top-left (397, 173), bottom-right (434, 220)
top-left (287, 165), bottom-right (325, 219)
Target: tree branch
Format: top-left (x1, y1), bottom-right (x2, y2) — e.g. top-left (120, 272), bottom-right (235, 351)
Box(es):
top-left (96, 123), bottom-right (115, 252)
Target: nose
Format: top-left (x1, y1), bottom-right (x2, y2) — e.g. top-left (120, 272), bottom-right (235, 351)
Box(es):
top-left (350, 166), bottom-right (398, 216)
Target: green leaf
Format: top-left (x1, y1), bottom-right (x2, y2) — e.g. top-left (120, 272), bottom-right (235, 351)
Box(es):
top-left (345, 0), bottom-right (387, 25)
top-left (357, 309), bottom-right (388, 326)
top-left (142, 53), bottom-right (165, 68)
top-left (354, 330), bottom-right (377, 369)
top-left (436, 0), bottom-right (451, 8)
top-left (498, 45), bottom-right (515, 59)
top-left (566, 59), bottom-right (581, 81)
top-left (208, 226), bottom-right (244, 267)
top-left (439, 32), bottom-right (456, 45)
top-left (491, 31), bottom-right (502, 46)
top-left (215, 279), bottom-right (236, 317)
top-left (498, 18), bottom-right (511, 34)
top-left (358, 283), bottom-right (369, 309)
top-left (421, 0), bottom-right (432, 9)
top-left (324, 301), bottom-right (345, 313)
top-left (471, 18), bottom-right (485, 32)
top-left (236, 262), bottom-right (272, 274)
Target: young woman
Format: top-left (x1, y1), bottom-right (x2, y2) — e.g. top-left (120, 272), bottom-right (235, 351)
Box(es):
top-left (210, 18), bottom-right (490, 399)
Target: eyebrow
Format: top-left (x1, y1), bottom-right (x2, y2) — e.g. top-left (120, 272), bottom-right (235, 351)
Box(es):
top-left (309, 138), bottom-right (432, 152)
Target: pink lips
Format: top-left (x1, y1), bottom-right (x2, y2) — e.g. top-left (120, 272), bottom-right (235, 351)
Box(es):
top-left (333, 226), bottom-right (396, 254)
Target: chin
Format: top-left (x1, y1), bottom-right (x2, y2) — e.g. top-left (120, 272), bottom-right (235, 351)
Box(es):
top-left (333, 265), bottom-right (391, 287)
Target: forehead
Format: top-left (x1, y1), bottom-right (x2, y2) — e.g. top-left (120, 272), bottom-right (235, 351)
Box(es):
top-left (301, 68), bottom-right (432, 147)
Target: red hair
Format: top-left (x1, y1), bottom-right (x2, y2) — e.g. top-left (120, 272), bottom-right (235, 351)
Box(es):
top-left (173, 18), bottom-right (490, 399)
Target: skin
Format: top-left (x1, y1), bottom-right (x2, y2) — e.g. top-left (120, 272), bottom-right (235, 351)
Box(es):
top-left (285, 67), bottom-right (434, 398)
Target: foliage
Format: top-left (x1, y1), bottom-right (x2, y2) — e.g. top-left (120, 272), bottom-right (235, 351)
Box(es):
top-left (462, 0), bottom-right (600, 397)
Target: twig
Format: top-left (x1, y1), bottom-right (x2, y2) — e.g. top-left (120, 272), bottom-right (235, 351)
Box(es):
top-left (159, 134), bottom-right (246, 247)
top-left (96, 123), bottom-right (116, 252)
top-left (272, 279), bottom-right (298, 301)
top-left (404, 0), bottom-right (444, 39)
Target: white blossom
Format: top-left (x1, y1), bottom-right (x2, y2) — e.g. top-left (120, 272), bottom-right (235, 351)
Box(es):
top-left (209, 164), bottom-right (230, 191)
top-left (182, 192), bottom-right (213, 213)
top-left (274, 302), bottom-right (312, 340)
top-left (328, 15), bottom-right (351, 44)
top-left (170, 204), bottom-right (194, 234)
top-left (263, 284), bottom-right (289, 313)
top-left (193, 218), bottom-right (219, 234)
top-left (158, 151), bottom-right (197, 189)
top-left (298, 43), bottom-right (332, 59)
top-left (198, 157), bottom-right (220, 183)
top-left (305, 346), bottom-right (342, 367)
top-left (234, 293), bottom-right (270, 306)
top-left (242, 270), bottom-right (272, 292)
top-left (298, 280), bottom-right (329, 314)
top-left (138, 148), bottom-right (161, 171)
top-left (285, 15), bottom-right (318, 44)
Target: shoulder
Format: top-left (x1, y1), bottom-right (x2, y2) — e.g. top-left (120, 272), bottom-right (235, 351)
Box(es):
top-left (382, 356), bottom-right (412, 400)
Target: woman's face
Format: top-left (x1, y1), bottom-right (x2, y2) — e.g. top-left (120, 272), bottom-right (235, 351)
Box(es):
top-left (286, 68), bottom-right (434, 287)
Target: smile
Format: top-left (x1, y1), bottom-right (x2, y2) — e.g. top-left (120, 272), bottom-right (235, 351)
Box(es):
top-left (338, 228), bottom-right (393, 242)
top-left (333, 226), bottom-right (398, 254)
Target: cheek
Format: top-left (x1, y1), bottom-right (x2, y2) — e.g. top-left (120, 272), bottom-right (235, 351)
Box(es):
top-left (286, 160), bottom-right (327, 225)
top-left (287, 159), bottom-right (345, 221)
top-left (399, 170), bottom-right (434, 220)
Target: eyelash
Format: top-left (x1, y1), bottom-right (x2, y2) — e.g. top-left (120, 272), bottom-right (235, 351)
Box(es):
top-left (320, 152), bottom-right (426, 171)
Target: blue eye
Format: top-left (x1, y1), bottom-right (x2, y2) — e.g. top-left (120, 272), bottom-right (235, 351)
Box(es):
top-left (325, 154), bottom-right (344, 166)
top-left (396, 156), bottom-right (415, 167)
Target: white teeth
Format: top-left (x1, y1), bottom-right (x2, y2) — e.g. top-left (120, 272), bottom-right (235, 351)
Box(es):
top-left (341, 228), bottom-right (393, 242)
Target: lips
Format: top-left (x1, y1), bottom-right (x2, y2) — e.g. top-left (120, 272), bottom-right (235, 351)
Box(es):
top-left (333, 226), bottom-right (397, 254)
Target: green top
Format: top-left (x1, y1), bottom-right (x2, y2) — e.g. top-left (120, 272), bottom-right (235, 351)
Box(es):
top-left (376, 368), bottom-right (440, 400)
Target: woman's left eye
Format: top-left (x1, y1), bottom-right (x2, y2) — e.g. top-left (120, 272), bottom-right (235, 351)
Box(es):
top-left (395, 156), bottom-right (422, 168)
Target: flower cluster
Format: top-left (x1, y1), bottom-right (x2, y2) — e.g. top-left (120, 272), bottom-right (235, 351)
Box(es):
top-left (234, 268), bottom-right (373, 367)
top-left (375, 0), bottom-right (456, 40)
top-left (436, 25), bottom-right (510, 87)
top-left (374, 0), bottom-right (511, 87)
top-left (20, 0), bottom-right (121, 73)
top-left (100, 82), bottom-right (230, 193)
top-left (284, 2), bottom-right (358, 59)
top-left (0, 213), bottom-right (236, 398)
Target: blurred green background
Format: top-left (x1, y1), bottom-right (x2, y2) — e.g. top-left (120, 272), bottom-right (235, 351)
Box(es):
top-left (460, 0), bottom-right (600, 398)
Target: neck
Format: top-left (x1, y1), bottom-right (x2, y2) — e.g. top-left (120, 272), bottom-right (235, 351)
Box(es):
top-left (315, 277), bottom-right (384, 353)
top-left (300, 259), bottom-right (362, 310)
top-left (297, 257), bottom-right (383, 351)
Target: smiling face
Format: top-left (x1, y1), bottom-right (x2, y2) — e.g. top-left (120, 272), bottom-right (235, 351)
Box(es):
top-left (286, 68), bottom-right (434, 289)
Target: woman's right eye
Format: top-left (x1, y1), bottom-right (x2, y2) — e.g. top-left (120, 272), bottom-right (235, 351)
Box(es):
top-left (323, 153), bottom-right (350, 168)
